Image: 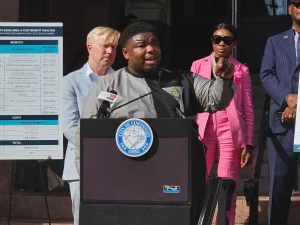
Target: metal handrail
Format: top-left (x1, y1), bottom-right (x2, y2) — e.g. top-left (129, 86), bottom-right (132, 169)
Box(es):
top-left (198, 177), bottom-right (236, 225)
top-left (244, 94), bottom-right (270, 225)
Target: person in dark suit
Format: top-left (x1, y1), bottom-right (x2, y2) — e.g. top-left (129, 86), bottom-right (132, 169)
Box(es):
top-left (260, 0), bottom-right (300, 224)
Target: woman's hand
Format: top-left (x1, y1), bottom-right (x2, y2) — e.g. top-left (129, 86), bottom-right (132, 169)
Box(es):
top-left (240, 145), bottom-right (253, 168)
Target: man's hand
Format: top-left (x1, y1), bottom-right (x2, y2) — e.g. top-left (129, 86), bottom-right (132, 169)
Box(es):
top-left (281, 106), bottom-right (296, 123)
top-left (286, 94), bottom-right (298, 110)
top-left (215, 57), bottom-right (235, 80)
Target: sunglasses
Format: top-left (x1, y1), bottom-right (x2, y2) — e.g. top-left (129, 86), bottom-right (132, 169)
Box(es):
top-left (212, 35), bottom-right (234, 46)
top-left (292, 2), bottom-right (300, 8)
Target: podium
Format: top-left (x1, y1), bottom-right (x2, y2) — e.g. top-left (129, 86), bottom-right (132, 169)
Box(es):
top-left (79, 118), bottom-right (206, 225)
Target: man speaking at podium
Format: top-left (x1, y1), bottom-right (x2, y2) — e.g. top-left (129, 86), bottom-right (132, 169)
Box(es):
top-left (75, 21), bottom-right (236, 174)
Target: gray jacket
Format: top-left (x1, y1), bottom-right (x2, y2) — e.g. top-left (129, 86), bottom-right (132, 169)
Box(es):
top-left (75, 67), bottom-right (235, 174)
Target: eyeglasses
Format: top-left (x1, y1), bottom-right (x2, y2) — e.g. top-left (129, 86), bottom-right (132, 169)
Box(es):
top-left (212, 35), bottom-right (234, 46)
top-left (292, 2), bottom-right (300, 8)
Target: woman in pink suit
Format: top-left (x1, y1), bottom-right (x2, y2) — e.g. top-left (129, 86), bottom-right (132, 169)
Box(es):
top-left (191, 23), bottom-right (254, 225)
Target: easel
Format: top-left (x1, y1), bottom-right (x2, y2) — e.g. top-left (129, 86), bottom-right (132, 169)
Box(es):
top-left (8, 157), bottom-right (52, 225)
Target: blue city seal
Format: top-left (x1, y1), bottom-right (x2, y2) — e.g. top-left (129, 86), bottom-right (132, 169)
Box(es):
top-left (115, 118), bottom-right (153, 157)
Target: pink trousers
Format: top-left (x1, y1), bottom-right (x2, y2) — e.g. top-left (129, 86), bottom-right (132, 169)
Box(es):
top-left (202, 110), bottom-right (241, 225)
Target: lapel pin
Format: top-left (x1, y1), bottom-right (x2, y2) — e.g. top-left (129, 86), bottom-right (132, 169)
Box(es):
top-left (284, 36), bottom-right (288, 39)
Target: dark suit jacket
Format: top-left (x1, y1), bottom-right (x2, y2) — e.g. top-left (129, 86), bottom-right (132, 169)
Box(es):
top-left (260, 28), bottom-right (299, 134)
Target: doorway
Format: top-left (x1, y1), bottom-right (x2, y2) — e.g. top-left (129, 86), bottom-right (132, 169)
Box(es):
top-left (168, 0), bottom-right (232, 71)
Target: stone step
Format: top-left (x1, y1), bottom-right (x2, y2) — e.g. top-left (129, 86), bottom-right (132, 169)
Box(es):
top-left (212, 196), bottom-right (300, 225)
top-left (0, 220), bottom-right (73, 225)
top-left (0, 193), bottom-right (72, 221)
top-left (3, 196), bottom-right (300, 225)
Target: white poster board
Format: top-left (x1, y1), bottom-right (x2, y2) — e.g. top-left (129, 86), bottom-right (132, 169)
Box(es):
top-left (294, 83), bottom-right (300, 152)
top-left (0, 22), bottom-right (63, 160)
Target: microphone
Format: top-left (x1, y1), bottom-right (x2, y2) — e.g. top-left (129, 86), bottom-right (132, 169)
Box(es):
top-left (106, 89), bottom-right (158, 118)
top-left (92, 90), bottom-right (118, 119)
top-left (97, 90), bottom-right (119, 107)
top-left (176, 108), bottom-right (186, 119)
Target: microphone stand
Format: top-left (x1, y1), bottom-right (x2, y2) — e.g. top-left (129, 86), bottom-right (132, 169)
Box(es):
top-left (175, 108), bottom-right (186, 119)
top-left (91, 101), bottom-right (110, 119)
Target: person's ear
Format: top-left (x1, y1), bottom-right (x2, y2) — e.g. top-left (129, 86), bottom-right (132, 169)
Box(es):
top-left (122, 47), bottom-right (129, 60)
top-left (87, 44), bottom-right (93, 55)
top-left (288, 5), bottom-right (292, 15)
top-left (233, 41), bottom-right (237, 48)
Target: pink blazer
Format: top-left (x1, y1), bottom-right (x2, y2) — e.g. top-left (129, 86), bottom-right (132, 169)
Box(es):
top-left (191, 53), bottom-right (254, 148)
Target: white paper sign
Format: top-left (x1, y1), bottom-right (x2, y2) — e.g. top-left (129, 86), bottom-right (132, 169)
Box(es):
top-left (0, 22), bottom-right (63, 160)
top-left (97, 91), bottom-right (119, 107)
top-left (294, 82), bottom-right (300, 152)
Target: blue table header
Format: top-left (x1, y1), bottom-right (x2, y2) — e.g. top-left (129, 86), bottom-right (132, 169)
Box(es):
top-left (0, 26), bottom-right (63, 37)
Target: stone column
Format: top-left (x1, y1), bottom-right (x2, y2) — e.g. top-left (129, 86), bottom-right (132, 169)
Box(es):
top-left (48, 0), bottom-right (125, 74)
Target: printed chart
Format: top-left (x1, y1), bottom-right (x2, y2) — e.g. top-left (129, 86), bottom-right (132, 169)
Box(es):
top-left (0, 23), bottom-right (63, 159)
